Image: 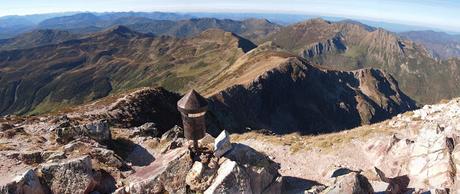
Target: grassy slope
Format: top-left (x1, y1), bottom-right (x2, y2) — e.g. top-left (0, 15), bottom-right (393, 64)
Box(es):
top-left (0, 27), bottom-right (255, 115)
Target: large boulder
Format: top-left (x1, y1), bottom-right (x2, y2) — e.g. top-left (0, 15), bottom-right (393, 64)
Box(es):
top-left (40, 156), bottom-right (96, 194)
top-left (123, 147), bottom-right (193, 194)
top-left (204, 159), bottom-right (252, 194)
top-left (0, 169), bottom-right (46, 194)
top-left (224, 143), bottom-right (282, 194)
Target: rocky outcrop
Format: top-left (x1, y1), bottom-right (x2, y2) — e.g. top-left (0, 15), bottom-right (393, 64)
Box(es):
top-left (105, 88), bottom-right (181, 132)
top-left (56, 119), bottom-right (111, 144)
top-left (364, 98), bottom-right (460, 192)
top-left (301, 35), bottom-right (347, 58)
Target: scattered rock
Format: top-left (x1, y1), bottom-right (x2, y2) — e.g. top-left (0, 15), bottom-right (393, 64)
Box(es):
top-left (56, 125), bottom-right (81, 143)
top-left (64, 141), bottom-right (87, 153)
top-left (82, 120), bottom-right (111, 143)
top-left (42, 151), bottom-right (66, 162)
top-left (160, 137), bottom-right (185, 154)
top-left (90, 148), bottom-right (124, 169)
top-left (131, 122), bottom-right (159, 137)
top-left (160, 125), bottom-right (184, 142)
top-left (199, 133), bottom-right (216, 149)
top-left (186, 161), bottom-right (217, 192)
top-left (305, 185), bottom-right (327, 194)
top-left (0, 169), bottom-right (46, 194)
top-left (324, 172), bottom-right (374, 194)
top-left (214, 130), bottom-right (232, 158)
top-left (49, 115), bottom-right (72, 132)
top-left (19, 151), bottom-right (43, 165)
top-left (0, 123), bottom-right (13, 131)
top-left (40, 156), bottom-right (96, 194)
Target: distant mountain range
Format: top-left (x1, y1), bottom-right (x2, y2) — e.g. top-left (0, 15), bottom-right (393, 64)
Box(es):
top-left (0, 14), bottom-right (279, 49)
top-left (400, 30), bottom-right (460, 59)
top-left (1, 11), bottom-right (458, 39)
top-left (0, 12), bottom-right (190, 39)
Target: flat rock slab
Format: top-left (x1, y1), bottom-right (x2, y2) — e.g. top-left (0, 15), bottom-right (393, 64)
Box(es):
top-left (125, 147), bottom-right (192, 194)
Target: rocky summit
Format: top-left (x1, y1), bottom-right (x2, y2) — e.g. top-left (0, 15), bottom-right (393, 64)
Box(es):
top-left (0, 87), bottom-right (285, 194)
top-left (0, 84), bottom-right (454, 194)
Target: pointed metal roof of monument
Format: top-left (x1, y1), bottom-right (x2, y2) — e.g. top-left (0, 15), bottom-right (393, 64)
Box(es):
top-left (177, 89), bottom-right (208, 113)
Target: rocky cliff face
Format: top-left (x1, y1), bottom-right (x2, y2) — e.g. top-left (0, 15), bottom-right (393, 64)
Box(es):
top-left (206, 54), bottom-right (416, 134)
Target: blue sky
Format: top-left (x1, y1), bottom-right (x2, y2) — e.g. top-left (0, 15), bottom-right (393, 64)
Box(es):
top-left (1, 0), bottom-right (459, 32)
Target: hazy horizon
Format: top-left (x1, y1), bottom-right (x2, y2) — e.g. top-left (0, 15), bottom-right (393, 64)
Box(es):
top-left (1, 0), bottom-right (459, 33)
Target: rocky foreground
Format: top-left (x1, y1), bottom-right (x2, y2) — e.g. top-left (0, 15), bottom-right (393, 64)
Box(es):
top-left (0, 86), bottom-right (459, 193)
top-left (234, 98), bottom-right (460, 193)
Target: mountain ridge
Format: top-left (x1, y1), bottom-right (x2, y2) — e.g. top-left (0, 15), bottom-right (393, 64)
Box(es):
top-left (206, 52), bottom-right (416, 134)
top-left (264, 19), bottom-right (460, 104)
